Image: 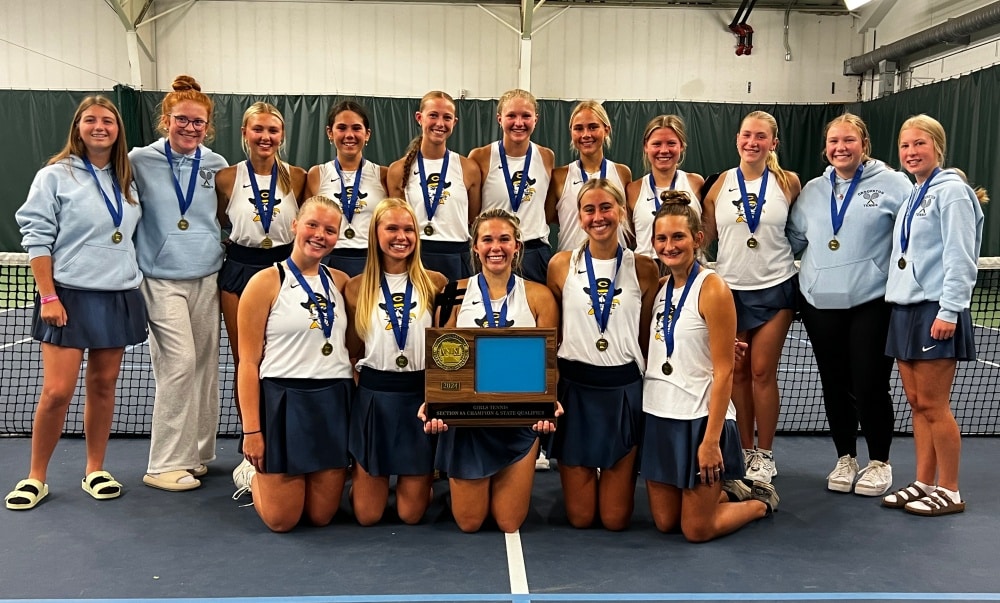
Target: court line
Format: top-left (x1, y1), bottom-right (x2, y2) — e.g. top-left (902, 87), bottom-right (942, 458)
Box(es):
top-left (0, 337), bottom-right (32, 350)
top-left (505, 531), bottom-right (529, 595)
top-left (3, 592), bottom-right (999, 602)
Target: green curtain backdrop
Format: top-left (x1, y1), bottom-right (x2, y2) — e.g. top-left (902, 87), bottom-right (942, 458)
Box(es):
top-left (3, 64), bottom-right (998, 255)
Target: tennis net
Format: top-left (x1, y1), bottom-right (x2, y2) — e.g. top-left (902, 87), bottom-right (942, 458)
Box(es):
top-left (1, 252), bottom-right (998, 436)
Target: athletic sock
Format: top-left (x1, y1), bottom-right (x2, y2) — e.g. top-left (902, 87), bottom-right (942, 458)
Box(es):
top-left (936, 486), bottom-right (961, 504)
top-left (913, 480), bottom-right (934, 495)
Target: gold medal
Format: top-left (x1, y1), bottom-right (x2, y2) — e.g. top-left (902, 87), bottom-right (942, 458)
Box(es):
top-left (898, 257), bottom-right (907, 270)
top-left (111, 230), bottom-right (123, 244)
top-left (178, 218), bottom-right (189, 231)
top-left (344, 227), bottom-right (355, 240)
top-left (424, 224), bottom-right (435, 236)
top-left (261, 236), bottom-right (273, 249)
top-left (746, 237), bottom-right (758, 249)
top-left (396, 354), bottom-right (409, 368)
top-left (321, 342), bottom-right (333, 356)
top-left (596, 338), bottom-right (609, 352)
top-left (828, 239), bottom-right (840, 251)
top-left (662, 360), bottom-right (673, 375)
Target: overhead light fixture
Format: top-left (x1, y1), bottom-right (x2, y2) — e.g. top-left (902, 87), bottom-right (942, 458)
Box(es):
top-left (844, 0), bottom-right (876, 9)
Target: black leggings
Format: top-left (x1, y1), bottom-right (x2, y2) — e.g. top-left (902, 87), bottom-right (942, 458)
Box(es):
top-left (798, 295), bottom-right (895, 461)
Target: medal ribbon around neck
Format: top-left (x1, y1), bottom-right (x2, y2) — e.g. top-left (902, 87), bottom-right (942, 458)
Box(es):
top-left (247, 160), bottom-right (278, 238)
top-left (334, 157), bottom-right (364, 226)
top-left (650, 171), bottom-right (679, 212)
top-left (285, 258), bottom-right (335, 345)
top-left (417, 151), bottom-right (450, 224)
top-left (380, 275), bottom-right (414, 357)
top-left (476, 273), bottom-right (516, 328)
top-left (498, 140), bottom-right (533, 213)
top-left (578, 158), bottom-right (607, 184)
top-left (164, 141), bottom-right (202, 220)
top-left (663, 262), bottom-right (701, 361)
top-left (829, 163), bottom-right (864, 240)
top-left (900, 167), bottom-right (941, 257)
top-left (736, 167), bottom-right (769, 237)
top-left (82, 156), bottom-right (124, 233)
top-left (584, 244), bottom-right (624, 339)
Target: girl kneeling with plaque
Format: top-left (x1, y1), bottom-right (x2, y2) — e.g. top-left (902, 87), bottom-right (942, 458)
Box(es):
top-left (641, 195), bottom-right (777, 542)
top-left (235, 196), bottom-right (353, 532)
top-left (546, 179), bottom-right (660, 530)
top-left (419, 209), bottom-right (561, 533)
top-left (345, 198), bottom-right (448, 525)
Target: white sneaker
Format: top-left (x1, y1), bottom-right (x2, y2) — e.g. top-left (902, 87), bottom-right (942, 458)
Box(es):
top-left (854, 460), bottom-right (893, 497)
top-left (746, 450), bottom-right (775, 483)
top-left (232, 458), bottom-right (255, 501)
top-left (827, 455), bottom-right (860, 493)
top-left (535, 450), bottom-right (551, 471)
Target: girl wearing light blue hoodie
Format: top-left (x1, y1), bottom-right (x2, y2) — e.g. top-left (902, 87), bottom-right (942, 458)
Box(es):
top-left (7, 96), bottom-right (144, 511)
top-left (131, 75), bottom-right (229, 493)
top-left (788, 113), bottom-right (912, 498)
top-left (880, 115), bottom-right (986, 517)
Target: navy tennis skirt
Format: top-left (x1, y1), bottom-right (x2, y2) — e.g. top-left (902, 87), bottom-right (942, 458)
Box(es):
top-left (886, 301), bottom-right (976, 362)
top-left (516, 239), bottom-right (553, 285)
top-left (549, 359), bottom-right (643, 469)
top-left (260, 377), bottom-right (353, 475)
top-left (350, 368), bottom-right (434, 477)
top-left (322, 248), bottom-right (368, 278)
top-left (421, 240), bottom-right (473, 283)
top-left (640, 415), bottom-right (745, 489)
top-left (436, 427), bottom-right (538, 480)
top-left (732, 275), bottom-right (797, 332)
top-left (32, 286), bottom-right (147, 349)
top-left (218, 242), bottom-right (292, 295)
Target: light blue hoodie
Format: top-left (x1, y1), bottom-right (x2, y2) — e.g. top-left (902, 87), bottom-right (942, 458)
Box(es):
top-left (886, 168), bottom-right (984, 322)
top-left (16, 156), bottom-right (142, 291)
top-left (788, 159), bottom-right (912, 309)
top-left (130, 139), bottom-right (228, 279)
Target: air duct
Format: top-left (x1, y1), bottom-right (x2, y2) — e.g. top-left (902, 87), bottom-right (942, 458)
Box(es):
top-left (843, 1), bottom-right (1000, 75)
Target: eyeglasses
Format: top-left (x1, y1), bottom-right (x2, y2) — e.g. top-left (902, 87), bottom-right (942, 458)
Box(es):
top-left (171, 115), bottom-right (208, 130)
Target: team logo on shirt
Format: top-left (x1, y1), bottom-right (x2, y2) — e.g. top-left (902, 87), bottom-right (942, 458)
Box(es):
top-left (652, 302), bottom-right (676, 342)
top-left (732, 195), bottom-right (760, 224)
top-left (199, 168), bottom-right (217, 188)
top-left (474, 312), bottom-right (515, 328)
top-left (414, 171), bottom-right (453, 205)
top-left (379, 293), bottom-right (417, 330)
top-left (860, 189), bottom-right (883, 207)
top-left (583, 278), bottom-right (622, 316)
top-left (300, 293), bottom-right (335, 329)
top-left (510, 169), bottom-right (537, 205)
top-left (916, 194), bottom-right (935, 216)
top-left (334, 187), bottom-right (369, 213)
top-left (249, 191), bottom-right (282, 221)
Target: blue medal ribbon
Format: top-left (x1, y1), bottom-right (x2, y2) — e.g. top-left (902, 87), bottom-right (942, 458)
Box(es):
top-left (498, 141), bottom-right (533, 213)
top-left (285, 258), bottom-right (335, 342)
top-left (584, 244), bottom-right (624, 337)
top-left (417, 151), bottom-right (450, 224)
top-left (900, 167), bottom-right (941, 256)
top-left (663, 262), bottom-right (701, 359)
top-left (650, 171), bottom-right (679, 212)
top-left (334, 157), bottom-right (364, 226)
top-left (476, 273), bottom-right (516, 328)
top-left (578, 158), bottom-right (607, 184)
top-left (736, 167), bottom-right (769, 237)
top-left (164, 142), bottom-right (202, 220)
top-left (82, 156), bottom-right (124, 230)
top-left (380, 275), bottom-right (414, 354)
top-left (829, 164), bottom-right (864, 239)
top-left (247, 160), bottom-right (278, 237)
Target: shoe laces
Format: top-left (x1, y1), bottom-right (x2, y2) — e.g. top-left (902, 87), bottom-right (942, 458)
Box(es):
top-left (232, 485), bottom-right (253, 503)
top-left (860, 462), bottom-right (890, 483)
top-left (830, 456), bottom-right (856, 480)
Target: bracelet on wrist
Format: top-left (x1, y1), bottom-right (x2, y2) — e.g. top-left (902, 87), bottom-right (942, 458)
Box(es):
top-left (40, 294), bottom-right (60, 305)
top-left (242, 430), bottom-right (261, 436)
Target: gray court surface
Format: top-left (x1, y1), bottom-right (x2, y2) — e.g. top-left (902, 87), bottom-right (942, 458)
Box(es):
top-left (1, 435), bottom-right (998, 603)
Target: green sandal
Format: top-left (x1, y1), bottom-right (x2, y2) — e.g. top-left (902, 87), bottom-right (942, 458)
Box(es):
top-left (5, 478), bottom-right (49, 511)
top-left (81, 471), bottom-right (122, 500)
